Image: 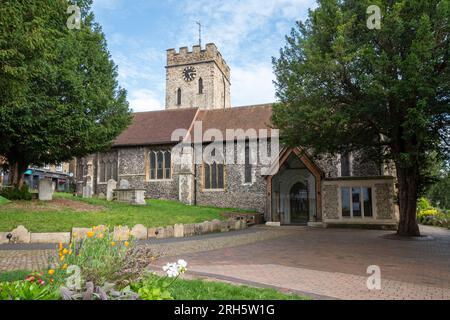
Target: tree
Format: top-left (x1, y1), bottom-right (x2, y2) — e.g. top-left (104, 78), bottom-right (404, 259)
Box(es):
top-left (0, 0), bottom-right (131, 187)
top-left (272, 0), bottom-right (450, 236)
top-left (427, 160), bottom-right (450, 209)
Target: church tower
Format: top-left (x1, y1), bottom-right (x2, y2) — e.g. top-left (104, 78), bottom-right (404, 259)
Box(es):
top-left (165, 43), bottom-right (231, 110)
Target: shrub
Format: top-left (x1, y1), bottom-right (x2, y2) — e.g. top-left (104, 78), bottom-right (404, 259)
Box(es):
top-left (417, 208), bottom-right (439, 224)
top-left (0, 185), bottom-right (32, 201)
top-left (417, 197), bottom-right (432, 211)
top-left (48, 226), bottom-right (134, 286)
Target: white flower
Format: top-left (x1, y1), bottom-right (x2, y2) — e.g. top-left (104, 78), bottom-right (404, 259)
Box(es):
top-left (177, 259), bottom-right (188, 269)
top-left (163, 263), bottom-right (180, 278)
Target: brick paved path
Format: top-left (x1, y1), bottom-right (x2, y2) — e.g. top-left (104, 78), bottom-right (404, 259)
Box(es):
top-left (156, 225), bottom-right (450, 300)
top-left (1, 225), bottom-right (449, 300)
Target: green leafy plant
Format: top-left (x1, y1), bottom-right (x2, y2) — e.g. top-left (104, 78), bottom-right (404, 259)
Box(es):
top-left (48, 226), bottom-right (134, 286)
top-left (131, 260), bottom-right (188, 300)
top-left (0, 274), bottom-right (60, 300)
top-left (0, 185), bottom-right (32, 201)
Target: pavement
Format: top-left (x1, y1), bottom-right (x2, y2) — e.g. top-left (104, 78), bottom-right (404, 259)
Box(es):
top-left (1, 225), bottom-right (449, 300)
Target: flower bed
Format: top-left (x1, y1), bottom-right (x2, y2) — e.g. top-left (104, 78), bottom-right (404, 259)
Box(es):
top-left (417, 198), bottom-right (450, 229)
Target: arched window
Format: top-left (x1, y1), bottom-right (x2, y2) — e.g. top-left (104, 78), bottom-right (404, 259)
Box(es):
top-left (204, 162), bottom-right (225, 190)
top-left (99, 161), bottom-right (105, 182)
top-left (177, 88), bottom-right (182, 106)
top-left (149, 150), bottom-right (172, 180)
top-left (198, 78), bottom-right (204, 94)
top-left (106, 161), bottom-right (112, 181)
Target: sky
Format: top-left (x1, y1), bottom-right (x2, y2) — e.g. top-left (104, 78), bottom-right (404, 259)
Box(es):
top-left (91, 0), bottom-right (317, 112)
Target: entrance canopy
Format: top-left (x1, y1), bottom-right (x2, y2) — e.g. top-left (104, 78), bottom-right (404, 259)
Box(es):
top-left (266, 147), bottom-right (323, 224)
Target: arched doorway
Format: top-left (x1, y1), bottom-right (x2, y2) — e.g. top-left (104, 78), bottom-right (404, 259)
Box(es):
top-left (290, 182), bottom-right (309, 224)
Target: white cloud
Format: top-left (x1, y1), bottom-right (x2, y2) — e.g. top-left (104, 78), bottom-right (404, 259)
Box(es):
top-left (231, 63), bottom-right (276, 106)
top-left (128, 89), bottom-right (164, 112)
top-left (176, 0), bottom-right (316, 58)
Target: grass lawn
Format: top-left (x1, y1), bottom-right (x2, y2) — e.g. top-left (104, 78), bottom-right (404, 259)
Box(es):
top-left (0, 193), bottom-right (249, 232)
top-left (168, 278), bottom-right (307, 300)
top-left (0, 270), bottom-right (306, 300)
top-left (0, 196), bottom-right (10, 206)
top-left (0, 270), bottom-right (30, 283)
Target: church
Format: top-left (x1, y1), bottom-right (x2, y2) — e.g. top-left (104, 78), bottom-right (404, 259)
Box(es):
top-left (75, 43), bottom-right (398, 229)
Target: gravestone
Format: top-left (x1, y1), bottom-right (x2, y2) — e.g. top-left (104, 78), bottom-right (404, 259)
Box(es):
top-left (38, 179), bottom-right (53, 201)
top-left (119, 179), bottom-right (130, 189)
top-left (106, 179), bottom-right (117, 201)
top-left (82, 185), bottom-right (92, 199)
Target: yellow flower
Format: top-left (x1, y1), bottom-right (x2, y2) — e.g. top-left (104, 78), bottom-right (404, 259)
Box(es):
top-left (48, 269), bottom-right (55, 276)
top-left (60, 255), bottom-right (65, 262)
top-left (59, 242), bottom-right (63, 250)
top-left (62, 264), bottom-right (68, 270)
top-left (98, 233), bottom-right (104, 239)
top-left (62, 248), bottom-right (69, 255)
top-left (87, 231), bottom-right (94, 238)
top-left (111, 241), bottom-right (116, 247)
top-left (124, 241), bottom-right (129, 248)
top-left (68, 249), bottom-right (73, 255)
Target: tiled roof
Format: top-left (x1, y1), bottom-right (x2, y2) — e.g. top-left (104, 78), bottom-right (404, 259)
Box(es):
top-left (113, 104), bottom-right (274, 147)
top-left (113, 108), bottom-right (198, 147)
top-left (193, 104), bottom-right (273, 142)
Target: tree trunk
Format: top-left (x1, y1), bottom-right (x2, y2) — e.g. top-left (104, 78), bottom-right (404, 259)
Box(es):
top-left (396, 166), bottom-right (421, 236)
top-left (7, 161), bottom-right (28, 188)
top-left (17, 161), bottom-right (28, 188)
top-left (8, 162), bottom-right (18, 187)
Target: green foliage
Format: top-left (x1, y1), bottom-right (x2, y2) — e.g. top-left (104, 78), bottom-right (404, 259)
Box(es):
top-left (0, 185), bottom-right (32, 200)
top-left (131, 274), bottom-right (174, 300)
top-left (164, 278), bottom-right (306, 300)
top-left (50, 227), bottom-right (132, 285)
top-left (272, 0), bottom-right (450, 235)
top-left (416, 198), bottom-right (450, 228)
top-left (427, 171), bottom-right (450, 209)
top-left (417, 197), bottom-right (432, 211)
top-left (0, 270), bottom-right (30, 283)
top-left (0, 278), bottom-right (60, 300)
top-left (0, 0), bottom-right (131, 180)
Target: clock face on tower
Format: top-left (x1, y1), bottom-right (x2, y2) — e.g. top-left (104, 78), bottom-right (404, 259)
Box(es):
top-left (182, 66), bottom-right (197, 82)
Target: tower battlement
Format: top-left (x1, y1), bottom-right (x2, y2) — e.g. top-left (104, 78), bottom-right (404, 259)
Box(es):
top-left (167, 43), bottom-right (230, 81)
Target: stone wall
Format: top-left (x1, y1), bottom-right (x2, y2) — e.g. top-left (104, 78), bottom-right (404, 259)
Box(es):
top-left (322, 185), bottom-right (339, 219)
top-left (322, 177), bottom-right (397, 224)
top-left (195, 143), bottom-right (267, 213)
top-left (165, 44), bottom-right (231, 110)
top-left (375, 183), bottom-right (395, 220)
top-left (313, 151), bottom-right (381, 178)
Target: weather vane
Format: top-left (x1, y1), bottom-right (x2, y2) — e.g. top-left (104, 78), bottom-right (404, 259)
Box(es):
top-left (196, 21), bottom-right (202, 47)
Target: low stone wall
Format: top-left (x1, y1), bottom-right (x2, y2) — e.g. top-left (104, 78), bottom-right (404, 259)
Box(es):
top-left (0, 218), bottom-right (248, 244)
